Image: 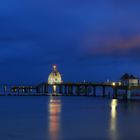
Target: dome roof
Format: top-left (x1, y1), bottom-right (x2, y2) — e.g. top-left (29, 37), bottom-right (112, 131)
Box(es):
top-left (48, 65), bottom-right (62, 84)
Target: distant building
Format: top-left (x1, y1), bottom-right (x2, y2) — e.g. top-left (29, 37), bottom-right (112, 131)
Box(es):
top-left (120, 73), bottom-right (139, 86)
top-left (48, 65), bottom-right (63, 85)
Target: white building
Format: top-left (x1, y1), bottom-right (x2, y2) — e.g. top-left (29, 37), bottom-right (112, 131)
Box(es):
top-left (48, 65), bottom-right (63, 85)
top-left (120, 73), bottom-right (139, 86)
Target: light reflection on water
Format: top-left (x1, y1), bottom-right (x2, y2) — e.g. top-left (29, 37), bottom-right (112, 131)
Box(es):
top-left (48, 96), bottom-right (62, 140)
top-left (0, 97), bottom-right (140, 140)
top-left (110, 99), bottom-right (118, 140)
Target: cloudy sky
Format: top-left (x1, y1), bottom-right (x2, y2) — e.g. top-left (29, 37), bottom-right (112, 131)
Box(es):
top-left (0, 0), bottom-right (140, 84)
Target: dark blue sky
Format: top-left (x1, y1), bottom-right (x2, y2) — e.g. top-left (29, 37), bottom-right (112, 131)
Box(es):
top-left (0, 0), bottom-right (140, 84)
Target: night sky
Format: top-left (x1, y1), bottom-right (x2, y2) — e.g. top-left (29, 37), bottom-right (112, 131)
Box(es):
top-left (0, 0), bottom-right (140, 84)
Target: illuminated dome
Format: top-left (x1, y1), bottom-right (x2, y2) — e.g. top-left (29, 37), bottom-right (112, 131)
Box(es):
top-left (48, 65), bottom-right (62, 84)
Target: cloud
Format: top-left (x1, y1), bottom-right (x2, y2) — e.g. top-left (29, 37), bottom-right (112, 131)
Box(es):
top-left (83, 35), bottom-right (140, 58)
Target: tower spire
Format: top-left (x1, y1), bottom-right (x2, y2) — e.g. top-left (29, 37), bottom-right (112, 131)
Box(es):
top-left (53, 65), bottom-right (57, 71)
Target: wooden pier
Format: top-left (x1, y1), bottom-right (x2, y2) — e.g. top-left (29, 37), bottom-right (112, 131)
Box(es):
top-left (0, 82), bottom-right (138, 99)
top-left (10, 82), bottom-right (111, 96)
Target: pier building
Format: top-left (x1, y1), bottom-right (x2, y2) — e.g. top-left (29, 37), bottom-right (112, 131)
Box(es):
top-left (1, 68), bottom-right (140, 100)
top-left (48, 65), bottom-right (63, 93)
top-left (48, 65), bottom-right (62, 85)
top-left (120, 73), bottom-right (139, 86)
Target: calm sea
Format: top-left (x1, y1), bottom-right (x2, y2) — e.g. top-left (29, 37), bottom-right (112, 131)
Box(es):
top-left (0, 96), bottom-right (140, 140)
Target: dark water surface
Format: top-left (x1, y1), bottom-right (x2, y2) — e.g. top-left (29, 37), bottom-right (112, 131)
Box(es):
top-left (0, 96), bottom-right (140, 140)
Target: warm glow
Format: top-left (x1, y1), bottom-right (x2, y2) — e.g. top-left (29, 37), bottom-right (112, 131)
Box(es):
top-left (118, 82), bottom-right (121, 86)
top-left (53, 85), bottom-right (57, 93)
top-left (49, 97), bottom-right (61, 140)
top-left (53, 65), bottom-right (57, 70)
top-left (110, 99), bottom-right (118, 140)
top-left (111, 99), bottom-right (117, 120)
top-left (110, 99), bottom-right (118, 131)
top-left (112, 82), bottom-right (116, 86)
top-left (49, 99), bottom-right (61, 114)
top-left (48, 65), bottom-right (62, 85)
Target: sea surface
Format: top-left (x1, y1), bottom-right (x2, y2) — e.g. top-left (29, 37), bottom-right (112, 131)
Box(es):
top-left (0, 96), bottom-right (140, 140)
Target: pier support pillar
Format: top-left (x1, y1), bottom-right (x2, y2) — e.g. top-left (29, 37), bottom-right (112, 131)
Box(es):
top-left (59, 85), bottom-right (62, 94)
top-left (30, 88), bottom-right (32, 93)
top-left (124, 87), bottom-right (131, 100)
top-left (42, 85), bottom-right (44, 93)
top-left (127, 89), bottom-right (131, 99)
top-left (36, 87), bottom-right (40, 93)
top-left (45, 84), bottom-right (48, 94)
top-left (71, 86), bottom-right (73, 95)
top-left (77, 85), bottom-right (80, 96)
top-left (68, 86), bottom-right (71, 95)
top-left (46, 85), bottom-right (48, 94)
top-left (64, 85), bottom-right (67, 95)
top-left (85, 86), bottom-right (88, 96)
top-left (4, 86), bottom-right (7, 94)
top-left (113, 88), bottom-right (118, 99)
top-left (67, 86), bottom-right (73, 95)
top-left (18, 88), bottom-right (20, 94)
top-left (102, 86), bottom-right (105, 97)
top-left (93, 86), bottom-right (96, 96)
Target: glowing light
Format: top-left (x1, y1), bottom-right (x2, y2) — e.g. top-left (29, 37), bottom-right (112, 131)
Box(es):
top-left (112, 82), bottom-right (116, 86)
top-left (48, 65), bottom-right (62, 85)
top-left (53, 85), bottom-right (57, 93)
top-left (110, 99), bottom-right (118, 140)
top-left (53, 65), bottom-right (57, 70)
top-left (48, 97), bottom-right (61, 140)
top-left (118, 82), bottom-right (121, 86)
top-left (110, 99), bottom-right (118, 131)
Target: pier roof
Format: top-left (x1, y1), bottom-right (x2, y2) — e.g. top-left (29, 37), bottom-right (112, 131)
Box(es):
top-left (121, 73), bottom-right (139, 80)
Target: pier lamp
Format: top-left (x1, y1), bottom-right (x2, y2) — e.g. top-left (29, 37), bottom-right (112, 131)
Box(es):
top-left (112, 82), bottom-right (116, 86)
top-left (53, 85), bottom-right (57, 93)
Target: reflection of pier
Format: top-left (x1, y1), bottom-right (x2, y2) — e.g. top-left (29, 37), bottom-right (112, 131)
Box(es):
top-left (0, 82), bottom-right (139, 99)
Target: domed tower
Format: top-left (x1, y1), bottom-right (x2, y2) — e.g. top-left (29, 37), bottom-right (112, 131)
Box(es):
top-left (48, 65), bottom-right (62, 85)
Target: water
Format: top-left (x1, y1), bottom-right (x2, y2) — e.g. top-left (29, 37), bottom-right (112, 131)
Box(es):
top-left (0, 96), bottom-right (140, 140)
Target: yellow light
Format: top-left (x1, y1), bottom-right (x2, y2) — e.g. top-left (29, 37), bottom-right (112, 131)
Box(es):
top-left (110, 99), bottom-right (118, 140)
top-left (53, 65), bottom-right (57, 69)
top-left (110, 99), bottom-right (118, 131)
top-left (111, 99), bottom-right (117, 119)
top-left (118, 82), bottom-right (121, 86)
top-left (112, 82), bottom-right (116, 86)
top-left (48, 65), bottom-right (62, 85)
top-left (48, 97), bottom-right (61, 140)
top-left (53, 85), bottom-right (57, 93)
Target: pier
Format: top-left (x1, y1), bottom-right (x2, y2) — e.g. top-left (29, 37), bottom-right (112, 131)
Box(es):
top-left (0, 67), bottom-right (139, 99)
top-left (0, 82), bottom-right (139, 99)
